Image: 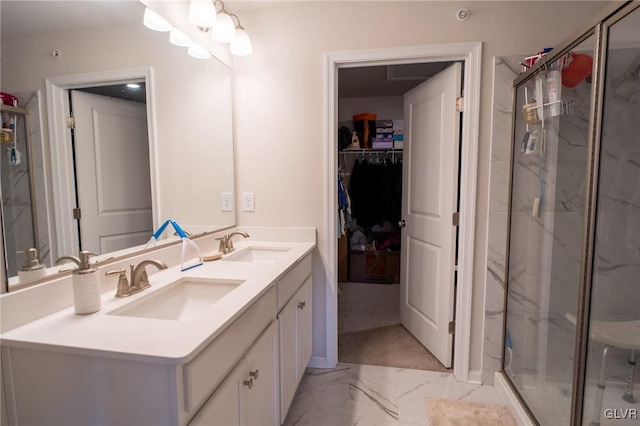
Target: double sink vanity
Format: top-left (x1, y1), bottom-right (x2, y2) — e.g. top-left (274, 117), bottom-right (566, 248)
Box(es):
top-left (0, 228), bottom-right (315, 425)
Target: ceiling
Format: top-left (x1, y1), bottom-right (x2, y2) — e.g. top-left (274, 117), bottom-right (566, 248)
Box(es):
top-left (76, 82), bottom-right (147, 104)
top-left (338, 62), bottom-right (454, 98)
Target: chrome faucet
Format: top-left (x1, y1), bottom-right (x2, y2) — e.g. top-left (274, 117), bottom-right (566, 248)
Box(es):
top-left (106, 258), bottom-right (168, 298)
top-left (216, 231), bottom-right (250, 254)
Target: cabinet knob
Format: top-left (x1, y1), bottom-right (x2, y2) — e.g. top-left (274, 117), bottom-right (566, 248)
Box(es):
top-left (297, 301), bottom-right (306, 310)
top-left (243, 378), bottom-right (254, 389)
top-left (249, 369), bottom-right (259, 380)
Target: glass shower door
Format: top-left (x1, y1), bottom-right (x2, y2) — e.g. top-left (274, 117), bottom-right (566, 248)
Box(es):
top-left (504, 35), bottom-right (597, 425)
top-left (582, 6), bottom-right (640, 426)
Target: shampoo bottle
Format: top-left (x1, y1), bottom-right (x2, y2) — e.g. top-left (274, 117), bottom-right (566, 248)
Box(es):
top-left (56, 251), bottom-right (101, 315)
top-left (17, 248), bottom-right (47, 282)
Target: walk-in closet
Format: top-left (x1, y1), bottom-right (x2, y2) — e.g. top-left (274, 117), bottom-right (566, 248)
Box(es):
top-left (336, 62), bottom-right (459, 372)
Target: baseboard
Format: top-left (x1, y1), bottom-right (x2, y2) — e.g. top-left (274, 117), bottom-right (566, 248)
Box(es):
top-left (307, 356), bottom-right (329, 369)
top-left (467, 370), bottom-right (482, 385)
top-left (494, 371), bottom-right (535, 426)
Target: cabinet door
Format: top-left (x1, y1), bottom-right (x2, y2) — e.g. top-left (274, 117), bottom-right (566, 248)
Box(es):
top-left (243, 321), bottom-right (279, 426)
top-left (296, 277), bottom-right (313, 380)
top-left (189, 360), bottom-right (244, 426)
top-left (278, 299), bottom-right (297, 420)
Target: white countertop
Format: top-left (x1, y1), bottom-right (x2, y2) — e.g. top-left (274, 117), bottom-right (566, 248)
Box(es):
top-left (0, 240), bottom-right (314, 365)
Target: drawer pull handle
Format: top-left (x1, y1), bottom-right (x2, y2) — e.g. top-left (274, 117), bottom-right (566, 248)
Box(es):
top-left (298, 301), bottom-right (306, 309)
top-left (243, 378), bottom-right (254, 389)
top-left (249, 369), bottom-right (259, 380)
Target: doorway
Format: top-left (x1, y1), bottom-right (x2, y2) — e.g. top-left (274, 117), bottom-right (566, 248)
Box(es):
top-left (69, 84), bottom-right (152, 254)
top-left (337, 61), bottom-right (461, 372)
top-left (324, 42), bottom-right (482, 382)
top-left (45, 68), bottom-right (159, 261)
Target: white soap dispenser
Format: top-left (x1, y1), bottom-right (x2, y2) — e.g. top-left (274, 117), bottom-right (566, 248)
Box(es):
top-left (56, 251), bottom-right (101, 315)
top-left (17, 248), bottom-right (47, 282)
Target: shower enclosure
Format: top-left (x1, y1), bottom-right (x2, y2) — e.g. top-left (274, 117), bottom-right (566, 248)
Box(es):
top-left (503, 2), bottom-right (640, 425)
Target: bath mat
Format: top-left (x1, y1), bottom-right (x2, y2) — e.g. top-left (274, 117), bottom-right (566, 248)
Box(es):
top-left (426, 398), bottom-right (518, 426)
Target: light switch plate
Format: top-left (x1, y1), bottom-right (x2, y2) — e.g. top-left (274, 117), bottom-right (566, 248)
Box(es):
top-left (221, 192), bottom-right (233, 212)
top-left (242, 192), bottom-right (255, 212)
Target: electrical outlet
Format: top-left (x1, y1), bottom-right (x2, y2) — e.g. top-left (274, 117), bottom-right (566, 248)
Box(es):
top-left (242, 192), bottom-right (255, 212)
top-left (221, 192), bottom-right (233, 212)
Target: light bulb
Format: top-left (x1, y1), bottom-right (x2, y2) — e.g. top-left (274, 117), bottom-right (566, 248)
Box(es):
top-left (188, 44), bottom-right (211, 60)
top-left (230, 27), bottom-right (252, 56)
top-left (169, 28), bottom-right (191, 47)
top-left (143, 7), bottom-right (172, 32)
top-left (189, 0), bottom-right (217, 28)
top-left (211, 10), bottom-right (236, 43)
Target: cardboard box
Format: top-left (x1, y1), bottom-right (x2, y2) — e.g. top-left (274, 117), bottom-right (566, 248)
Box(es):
top-left (375, 119), bottom-right (393, 128)
top-left (372, 139), bottom-right (393, 149)
top-left (393, 120), bottom-right (404, 130)
top-left (393, 134), bottom-right (404, 141)
top-left (349, 251), bottom-right (400, 284)
top-left (393, 140), bottom-right (404, 149)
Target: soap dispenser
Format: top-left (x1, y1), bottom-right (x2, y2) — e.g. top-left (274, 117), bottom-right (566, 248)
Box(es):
top-left (17, 248), bottom-right (47, 282)
top-left (56, 251), bottom-right (101, 315)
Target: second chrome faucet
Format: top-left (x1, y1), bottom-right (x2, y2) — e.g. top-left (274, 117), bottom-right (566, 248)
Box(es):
top-left (106, 259), bottom-right (168, 298)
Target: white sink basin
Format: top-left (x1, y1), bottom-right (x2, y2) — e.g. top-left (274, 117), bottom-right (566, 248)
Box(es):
top-left (223, 246), bottom-right (291, 263)
top-left (108, 278), bottom-right (244, 321)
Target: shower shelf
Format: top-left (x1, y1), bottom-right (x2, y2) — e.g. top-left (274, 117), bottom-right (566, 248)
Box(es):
top-left (523, 99), bottom-right (575, 123)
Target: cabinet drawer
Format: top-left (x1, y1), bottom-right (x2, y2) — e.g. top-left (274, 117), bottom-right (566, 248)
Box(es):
top-left (277, 254), bottom-right (311, 309)
top-left (183, 286), bottom-right (276, 413)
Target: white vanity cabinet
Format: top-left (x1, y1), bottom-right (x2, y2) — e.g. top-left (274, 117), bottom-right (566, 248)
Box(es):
top-left (277, 262), bottom-right (313, 422)
top-left (190, 320), bottom-right (279, 426)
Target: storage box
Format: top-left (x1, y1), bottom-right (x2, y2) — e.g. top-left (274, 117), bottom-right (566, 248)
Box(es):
top-left (372, 138), bottom-right (393, 149)
top-left (353, 113), bottom-right (377, 149)
top-left (375, 119), bottom-right (393, 128)
top-left (349, 251), bottom-right (400, 284)
top-left (376, 127), bottom-right (393, 134)
top-left (393, 140), bottom-right (404, 149)
top-left (393, 120), bottom-right (404, 130)
top-left (393, 134), bottom-right (403, 141)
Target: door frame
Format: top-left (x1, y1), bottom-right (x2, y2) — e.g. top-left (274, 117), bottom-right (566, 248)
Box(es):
top-left (323, 42), bottom-right (482, 381)
top-left (45, 68), bottom-right (160, 259)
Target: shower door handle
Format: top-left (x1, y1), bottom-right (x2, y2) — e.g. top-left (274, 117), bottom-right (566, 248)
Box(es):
top-left (398, 219), bottom-right (406, 228)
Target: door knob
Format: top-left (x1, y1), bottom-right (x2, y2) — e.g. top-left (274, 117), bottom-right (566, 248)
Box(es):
top-left (249, 369), bottom-right (259, 380)
top-left (243, 378), bottom-right (254, 389)
top-left (298, 301), bottom-right (306, 309)
top-left (398, 219), bottom-right (406, 228)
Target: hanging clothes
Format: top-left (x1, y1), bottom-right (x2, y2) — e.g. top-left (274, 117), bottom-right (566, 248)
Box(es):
top-left (338, 164), bottom-right (352, 237)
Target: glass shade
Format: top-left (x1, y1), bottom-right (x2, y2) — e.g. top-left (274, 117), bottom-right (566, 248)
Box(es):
top-left (189, 0), bottom-right (217, 28)
top-left (169, 28), bottom-right (191, 47)
top-left (187, 44), bottom-right (211, 60)
top-left (211, 11), bottom-right (236, 43)
top-left (143, 7), bottom-right (172, 32)
top-left (230, 27), bottom-right (252, 56)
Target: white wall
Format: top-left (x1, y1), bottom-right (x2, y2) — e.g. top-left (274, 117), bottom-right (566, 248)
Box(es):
top-left (231, 1), bottom-right (610, 372)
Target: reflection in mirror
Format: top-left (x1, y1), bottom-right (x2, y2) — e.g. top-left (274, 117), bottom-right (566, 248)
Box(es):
top-left (0, 1), bottom-right (235, 292)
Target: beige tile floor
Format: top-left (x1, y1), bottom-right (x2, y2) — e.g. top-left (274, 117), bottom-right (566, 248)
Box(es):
top-left (283, 363), bottom-right (511, 426)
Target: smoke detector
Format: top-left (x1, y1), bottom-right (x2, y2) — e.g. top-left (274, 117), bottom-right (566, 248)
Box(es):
top-left (456, 9), bottom-right (470, 22)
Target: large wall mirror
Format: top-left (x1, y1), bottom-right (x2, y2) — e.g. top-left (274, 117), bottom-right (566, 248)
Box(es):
top-left (0, 1), bottom-right (235, 292)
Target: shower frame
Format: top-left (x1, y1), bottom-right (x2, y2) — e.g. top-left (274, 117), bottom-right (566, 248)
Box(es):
top-left (500, 1), bottom-right (640, 425)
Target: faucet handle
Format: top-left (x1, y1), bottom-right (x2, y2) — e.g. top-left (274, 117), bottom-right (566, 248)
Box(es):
top-left (106, 269), bottom-right (130, 298)
top-left (216, 235), bottom-right (229, 253)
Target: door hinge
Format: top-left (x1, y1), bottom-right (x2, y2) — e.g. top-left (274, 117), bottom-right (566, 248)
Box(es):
top-left (456, 96), bottom-right (464, 112)
top-left (452, 212), bottom-right (460, 226)
top-left (73, 208), bottom-right (81, 220)
top-left (66, 115), bottom-right (76, 129)
top-left (448, 321), bottom-right (456, 334)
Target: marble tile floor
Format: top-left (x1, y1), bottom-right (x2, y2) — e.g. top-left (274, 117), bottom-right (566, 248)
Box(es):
top-left (283, 363), bottom-right (512, 426)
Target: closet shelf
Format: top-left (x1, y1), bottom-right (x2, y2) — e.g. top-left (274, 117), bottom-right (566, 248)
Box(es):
top-left (341, 148), bottom-right (403, 153)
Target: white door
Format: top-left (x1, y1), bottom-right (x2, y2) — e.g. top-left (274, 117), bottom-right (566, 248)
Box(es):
top-left (399, 63), bottom-right (462, 368)
top-left (71, 90), bottom-right (152, 255)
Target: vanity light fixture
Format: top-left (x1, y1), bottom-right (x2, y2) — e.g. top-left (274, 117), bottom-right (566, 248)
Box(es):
top-left (189, 0), bottom-right (217, 28)
top-left (169, 28), bottom-right (192, 47)
top-left (229, 15), bottom-right (253, 56)
top-left (210, 1), bottom-right (236, 43)
top-left (143, 7), bottom-right (172, 32)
